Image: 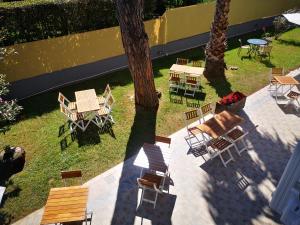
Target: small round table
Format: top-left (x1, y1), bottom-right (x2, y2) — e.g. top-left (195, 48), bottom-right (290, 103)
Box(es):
top-left (247, 39), bottom-right (268, 56)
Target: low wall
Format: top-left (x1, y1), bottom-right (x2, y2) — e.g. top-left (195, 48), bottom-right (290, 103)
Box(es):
top-left (1, 0), bottom-right (299, 99)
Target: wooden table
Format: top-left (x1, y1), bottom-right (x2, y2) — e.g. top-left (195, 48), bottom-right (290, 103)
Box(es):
top-left (170, 64), bottom-right (204, 76)
top-left (196, 110), bottom-right (244, 139)
top-left (134, 143), bottom-right (173, 175)
top-left (40, 186), bottom-right (88, 225)
top-left (75, 89), bottom-right (100, 113)
top-left (274, 76), bottom-right (299, 102)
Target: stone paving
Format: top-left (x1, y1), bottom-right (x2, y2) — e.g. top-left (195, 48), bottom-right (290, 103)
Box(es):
top-left (13, 69), bottom-right (300, 225)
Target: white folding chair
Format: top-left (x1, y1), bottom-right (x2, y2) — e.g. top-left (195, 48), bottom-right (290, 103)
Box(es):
top-left (199, 102), bottom-right (215, 122)
top-left (184, 109), bottom-right (206, 149)
top-left (169, 72), bottom-right (182, 94)
top-left (137, 173), bottom-right (163, 208)
top-left (285, 91), bottom-right (300, 111)
top-left (58, 92), bottom-right (77, 111)
top-left (60, 105), bottom-right (85, 132)
top-left (184, 74), bottom-right (200, 97)
top-left (98, 84), bottom-right (111, 105)
top-left (208, 138), bottom-right (236, 167)
top-left (176, 58), bottom-right (188, 65)
top-left (269, 68), bottom-right (284, 92)
top-left (94, 94), bottom-right (115, 130)
top-left (226, 127), bottom-right (249, 156)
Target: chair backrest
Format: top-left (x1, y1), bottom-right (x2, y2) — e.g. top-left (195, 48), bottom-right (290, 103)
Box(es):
top-left (106, 94), bottom-right (115, 109)
top-left (200, 103), bottom-right (215, 121)
top-left (169, 72), bottom-right (181, 82)
top-left (260, 45), bottom-right (272, 54)
top-left (60, 104), bottom-right (71, 118)
top-left (58, 92), bottom-right (70, 106)
top-left (103, 84), bottom-right (111, 98)
top-left (61, 170), bottom-right (83, 186)
top-left (176, 58), bottom-right (188, 65)
top-left (185, 74), bottom-right (198, 85)
top-left (155, 135), bottom-right (171, 147)
top-left (238, 38), bottom-right (242, 47)
top-left (271, 67), bottom-right (284, 76)
top-left (192, 61), bottom-right (202, 67)
top-left (184, 109), bottom-right (200, 121)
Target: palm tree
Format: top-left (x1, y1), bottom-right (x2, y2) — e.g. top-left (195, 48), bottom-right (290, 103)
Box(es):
top-left (204, 0), bottom-right (231, 79)
top-left (115, 0), bottom-right (159, 111)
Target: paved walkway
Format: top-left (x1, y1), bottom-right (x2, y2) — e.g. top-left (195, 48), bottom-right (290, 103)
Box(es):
top-left (13, 70), bottom-right (300, 225)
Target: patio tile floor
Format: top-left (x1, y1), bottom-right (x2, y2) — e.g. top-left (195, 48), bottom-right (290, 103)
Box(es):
top-left (13, 69), bottom-right (300, 225)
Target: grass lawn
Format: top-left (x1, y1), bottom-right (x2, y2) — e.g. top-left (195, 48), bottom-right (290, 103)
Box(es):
top-left (1, 28), bottom-right (300, 224)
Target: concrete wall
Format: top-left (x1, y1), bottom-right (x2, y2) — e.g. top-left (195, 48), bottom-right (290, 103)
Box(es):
top-left (1, 0), bottom-right (300, 98)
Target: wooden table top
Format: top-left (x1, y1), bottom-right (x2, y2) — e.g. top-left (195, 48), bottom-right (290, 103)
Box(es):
top-left (196, 110), bottom-right (244, 139)
top-left (133, 143), bottom-right (173, 173)
top-left (274, 76), bottom-right (299, 85)
top-left (40, 186), bottom-right (88, 225)
top-left (75, 89), bottom-right (100, 113)
top-left (170, 64), bottom-right (204, 76)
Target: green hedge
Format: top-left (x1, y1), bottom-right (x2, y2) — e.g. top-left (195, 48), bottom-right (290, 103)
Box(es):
top-left (0, 0), bottom-right (214, 46)
top-left (0, 0), bottom-right (157, 46)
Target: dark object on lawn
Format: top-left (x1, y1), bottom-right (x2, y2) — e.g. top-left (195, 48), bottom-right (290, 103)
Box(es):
top-left (218, 91), bottom-right (247, 113)
top-left (156, 90), bottom-right (162, 99)
top-left (0, 146), bottom-right (25, 181)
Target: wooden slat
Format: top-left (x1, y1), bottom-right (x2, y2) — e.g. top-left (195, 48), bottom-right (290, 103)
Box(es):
top-left (41, 186), bottom-right (88, 225)
top-left (274, 76), bottom-right (299, 85)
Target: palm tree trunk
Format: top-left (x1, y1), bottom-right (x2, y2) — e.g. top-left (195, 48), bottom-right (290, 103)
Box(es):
top-left (204, 0), bottom-right (231, 79)
top-left (115, 0), bottom-right (159, 111)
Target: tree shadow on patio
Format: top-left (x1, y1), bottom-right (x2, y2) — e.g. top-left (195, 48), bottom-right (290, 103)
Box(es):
top-left (110, 108), bottom-right (157, 225)
top-left (200, 110), bottom-right (295, 224)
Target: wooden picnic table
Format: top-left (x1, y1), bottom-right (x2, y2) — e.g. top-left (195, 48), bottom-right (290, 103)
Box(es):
top-left (274, 76), bottom-right (300, 102)
top-left (134, 143), bottom-right (173, 174)
top-left (196, 110), bottom-right (244, 139)
top-left (75, 89), bottom-right (100, 113)
top-left (170, 64), bottom-right (204, 76)
top-left (40, 186), bottom-right (88, 225)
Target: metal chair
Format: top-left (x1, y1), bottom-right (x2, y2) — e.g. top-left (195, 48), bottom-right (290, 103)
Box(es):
top-left (286, 91), bottom-right (300, 111)
top-left (98, 84), bottom-right (111, 105)
top-left (58, 92), bottom-right (77, 111)
top-left (169, 72), bottom-right (182, 94)
top-left (192, 60), bottom-right (203, 67)
top-left (155, 135), bottom-right (171, 147)
top-left (60, 170), bottom-right (83, 186)
top-left (60, 105), bottom-right (85, 132)
top-left (237, 39), bottom-right (250, 56)
top-left (184, 74), bottom-right (200, 97)
top-left (208, 138), bottom-right (236, 167)
top-left (226, 127), bottom-right (249, 156)
top-left (258, 45), bottom-right (272, 60)
top-left (184, 109), bottom-right (205, 149)
top-left (199, 103), bottom-right (215, 122)
top-left (137, 173), bottom-right (163, 208)
top-left (269, 67), bottom-right (284, 91)
top-left (176, 58), bottom-right (189, 65)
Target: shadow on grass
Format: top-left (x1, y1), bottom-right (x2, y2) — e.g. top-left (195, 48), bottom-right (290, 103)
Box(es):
top-left (0, 181), bottom-right (21, 225)
top-left (205, 75), bottom-right (233, 98)
top-left (277, 39), bottom-right (300, 47)
top-left (200, 110), bottom-right (295, 224)
top-left (110, 108), bottom-right (158, 225)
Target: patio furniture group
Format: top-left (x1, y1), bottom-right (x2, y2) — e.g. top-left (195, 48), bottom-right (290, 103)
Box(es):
top-left (58, 84), bottom-right (115, 133)
top-left (169, 62), bottom-right (204, 97)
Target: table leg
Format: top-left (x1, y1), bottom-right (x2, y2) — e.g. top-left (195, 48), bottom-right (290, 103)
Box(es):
top-left (276, 82), bottom-right (278, 103)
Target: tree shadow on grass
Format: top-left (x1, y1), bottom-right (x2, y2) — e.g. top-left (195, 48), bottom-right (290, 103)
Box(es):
top-left (110, 108), bottom-right (157, 225)
top-left (277, 39), bottom-right (300, 47)
top-left (205, 75), bottom-right (233, 98)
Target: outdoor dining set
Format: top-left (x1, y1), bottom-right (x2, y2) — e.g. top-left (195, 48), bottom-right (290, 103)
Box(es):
top-left (58, 84), bottom-right (115, 133)
top-left (268, 67), bottom-right (300, 110)
top-left (238, 38), bottom-right (273, 60)
top-left (169, 58), bottom-right (204, 97)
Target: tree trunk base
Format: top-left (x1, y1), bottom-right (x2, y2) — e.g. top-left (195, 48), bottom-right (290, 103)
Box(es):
top-left (204, 58), bottom-right (226, 79)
